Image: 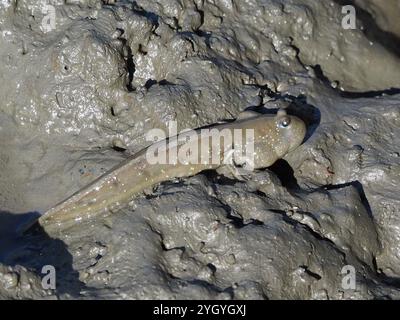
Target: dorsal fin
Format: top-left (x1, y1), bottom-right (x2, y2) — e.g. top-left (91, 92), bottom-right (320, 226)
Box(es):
top-left (236, 110), bottom-right (260, 120)
top-left (276, 108), bottom-right (287, 118)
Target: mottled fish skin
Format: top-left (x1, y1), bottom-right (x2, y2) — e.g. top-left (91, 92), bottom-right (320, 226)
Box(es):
top-left (37, 109), bottom-right (306, 231)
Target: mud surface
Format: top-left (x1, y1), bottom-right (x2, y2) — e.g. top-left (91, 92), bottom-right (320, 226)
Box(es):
top-left (0, 0), bottom-right (399, 299)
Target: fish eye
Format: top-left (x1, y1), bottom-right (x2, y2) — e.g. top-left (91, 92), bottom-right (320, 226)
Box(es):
top-left (278, 116), bottom-right (291, 128)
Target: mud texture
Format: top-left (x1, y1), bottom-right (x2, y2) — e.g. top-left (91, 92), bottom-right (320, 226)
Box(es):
top-left (0, 0), bottom-right (399, 299)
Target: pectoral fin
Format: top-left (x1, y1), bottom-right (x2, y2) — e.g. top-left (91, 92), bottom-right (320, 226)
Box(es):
top-left (236, 110), bottom-right (260, 121)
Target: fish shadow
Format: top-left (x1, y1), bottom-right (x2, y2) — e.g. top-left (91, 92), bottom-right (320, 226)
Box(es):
top-left (0, 210), bottom-right (86, 298)
top-left (286, 96), bottom-right (321, 143)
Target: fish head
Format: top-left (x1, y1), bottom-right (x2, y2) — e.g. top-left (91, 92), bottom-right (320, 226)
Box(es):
top-left (272, 109), bottom-right (307, 157)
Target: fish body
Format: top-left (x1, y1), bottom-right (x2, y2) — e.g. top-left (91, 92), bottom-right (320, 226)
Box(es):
top-left (37, 109), bottom-right (306, 231)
